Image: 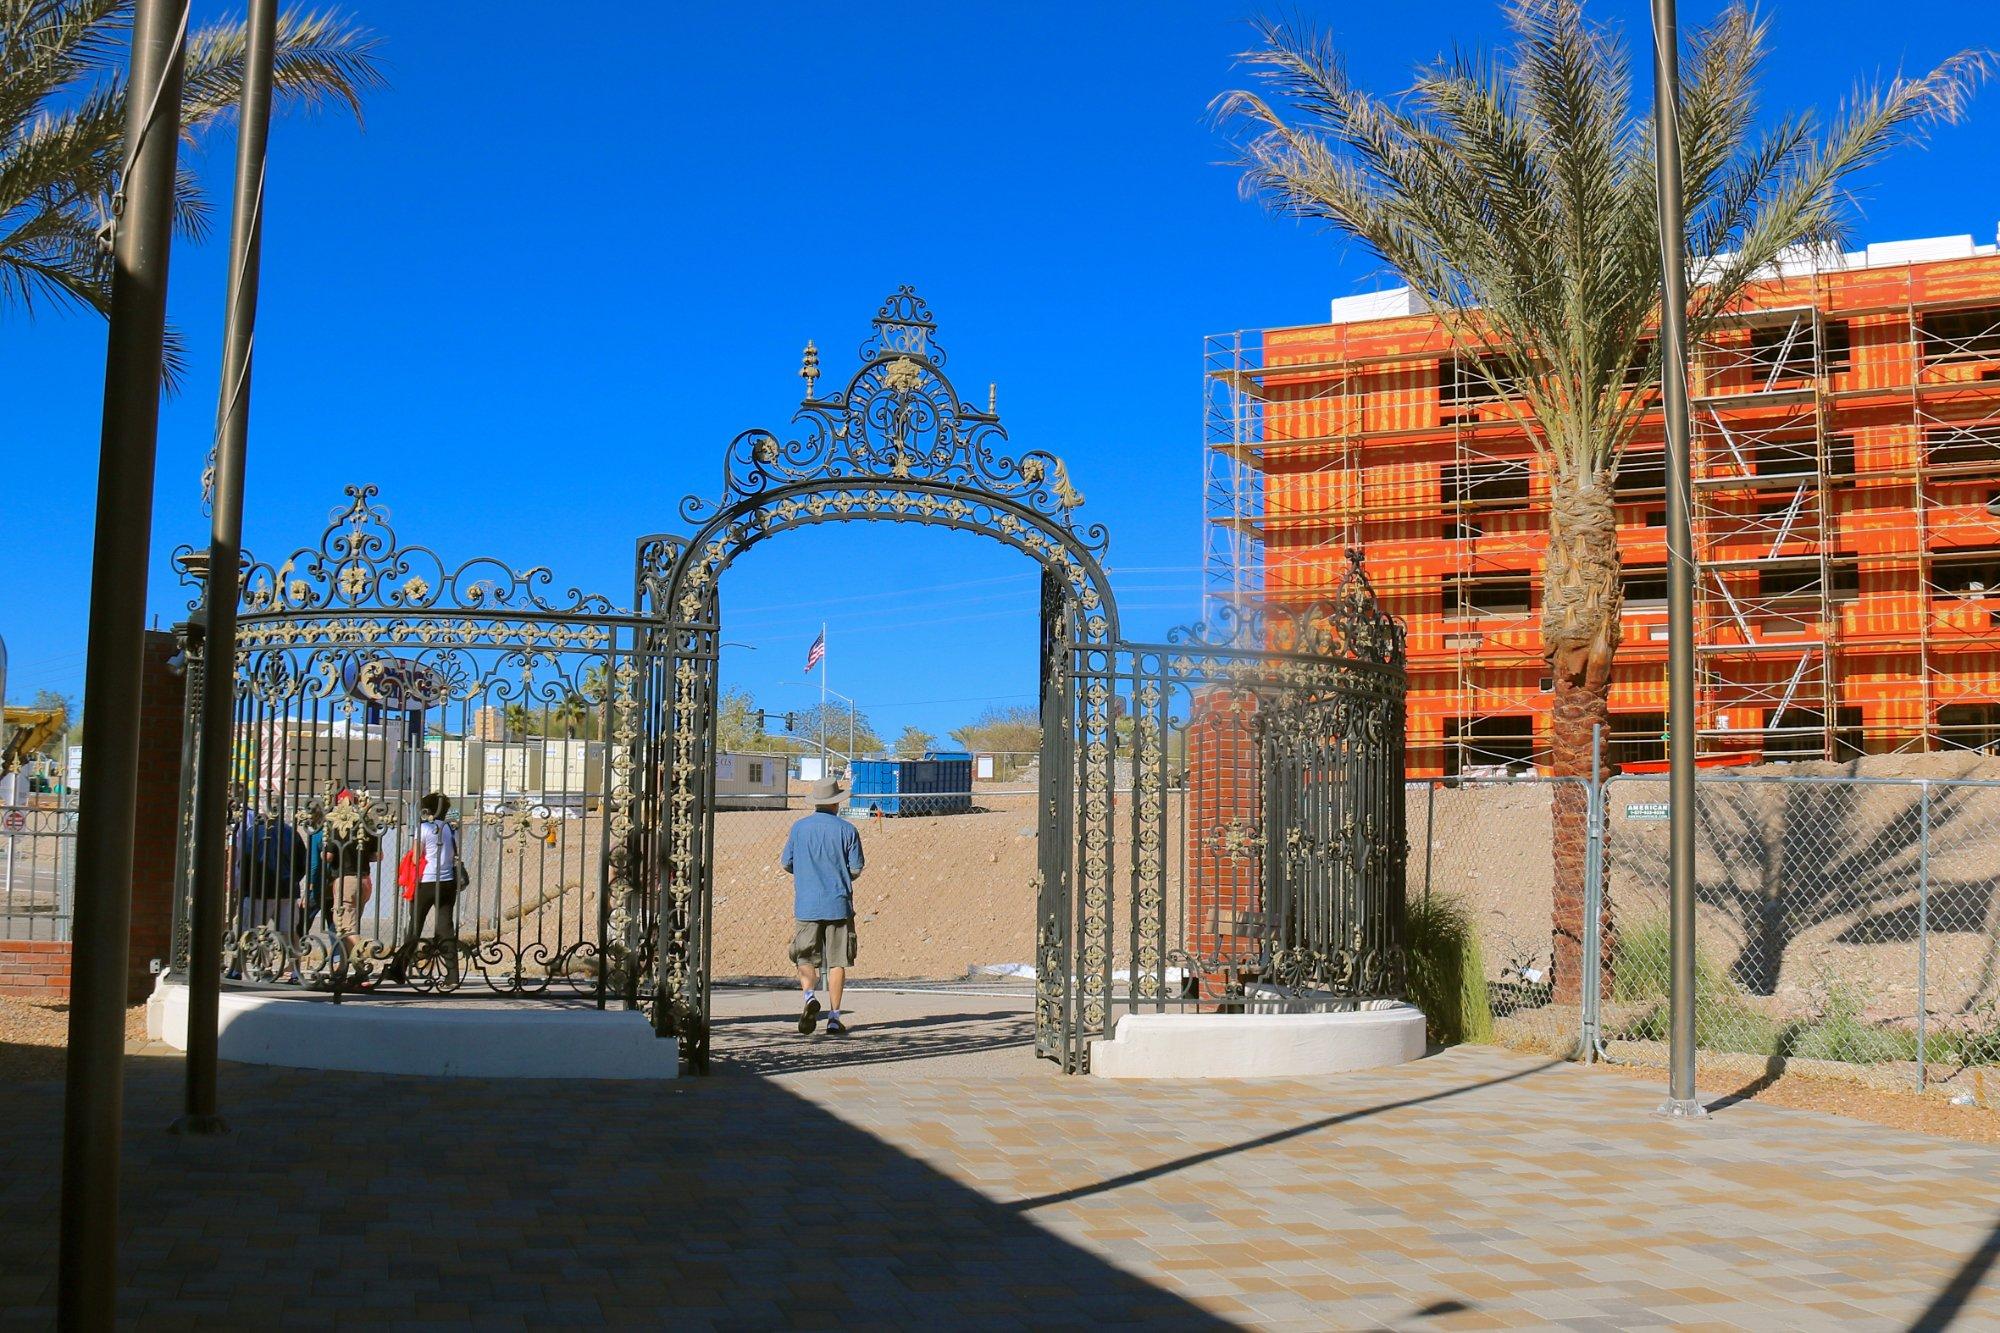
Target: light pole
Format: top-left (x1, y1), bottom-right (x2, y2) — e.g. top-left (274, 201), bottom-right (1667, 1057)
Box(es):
top-left (180, 0), bottom-right (277, 1139)
top-left (786, 681), bottom-right (859, 769)
top-left (1651, 0), bottom-right (1706, 1120)
top-left (61, 0), bottom-right (191, 1321)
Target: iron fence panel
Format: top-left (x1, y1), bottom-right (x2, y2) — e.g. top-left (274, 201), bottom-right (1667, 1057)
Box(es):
top-left (0, 801), bottom-right (79, 941)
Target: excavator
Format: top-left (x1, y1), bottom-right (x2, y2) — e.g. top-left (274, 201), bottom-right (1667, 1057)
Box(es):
top-left (2, 702), bottom-right (67, 780)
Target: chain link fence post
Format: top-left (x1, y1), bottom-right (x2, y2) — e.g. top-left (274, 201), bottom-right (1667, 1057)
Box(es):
top-left (1580, 725), bottom-right (1605, 1063)
top-left (1917, 780), bottom-right (1931, 1093)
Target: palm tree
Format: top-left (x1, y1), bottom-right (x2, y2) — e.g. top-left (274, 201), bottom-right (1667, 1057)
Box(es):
top-left (2, 2), bottom-right (384, 380)
top-left (1218, 1), bottom-right (1988, 1000)
top-left (503, 702), bottom-right (536, 742)
top-left (551, 691), bottom-right (589, 741)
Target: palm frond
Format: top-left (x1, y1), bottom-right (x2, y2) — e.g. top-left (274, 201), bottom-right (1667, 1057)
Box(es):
top-left (1219, 0), bottom-right (1994, 481)
top-left (0, 0), bottom-right (384, 389)
top-left (178, 7), bottom-right (387, 130)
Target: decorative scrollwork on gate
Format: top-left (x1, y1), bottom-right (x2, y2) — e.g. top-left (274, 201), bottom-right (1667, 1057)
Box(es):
top-left (688, 287), bottom-right (1107, 554)
top-left (176, 488), bottom-right (654, 1007)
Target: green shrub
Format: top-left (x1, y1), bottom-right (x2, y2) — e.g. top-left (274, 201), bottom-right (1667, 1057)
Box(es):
top-left (1785, 981), bottom-right (1918, 1065)
top-left (1608, 915), bottom-right (1783, 1056)
top-left (1405, 894), bottom-right (1494, 1046)
top-left (1612, 994), bottom-right (1786, 1057)
top-left (1610, 916), bottom-right (1734, 1006)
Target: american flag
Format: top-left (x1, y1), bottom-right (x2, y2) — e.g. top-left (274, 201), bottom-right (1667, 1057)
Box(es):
top-left (803, 630), bottom-right (825, 674)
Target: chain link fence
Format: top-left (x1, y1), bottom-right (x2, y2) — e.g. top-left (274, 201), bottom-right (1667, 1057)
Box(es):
top-left (1407, 777), bottom-right (1584, 1054)
top-left (1599, 775), bottom-right (2000, 1094)
top-left (701, 782), bottom-right (1192, 989)
top-left (1411, 769), bottom-right (2000, 1094)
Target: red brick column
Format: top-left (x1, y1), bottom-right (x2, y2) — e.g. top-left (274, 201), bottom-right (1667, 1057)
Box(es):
top-left (0, 629), bottom-right (184, 1001)
top-left (127, 628), bottom-right (186, 999)
top-left (1184, 689), bottom-right (1262, 985)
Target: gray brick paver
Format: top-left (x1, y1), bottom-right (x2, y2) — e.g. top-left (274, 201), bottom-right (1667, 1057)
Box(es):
top-left (7, 994), bottom-right (2000, 1327)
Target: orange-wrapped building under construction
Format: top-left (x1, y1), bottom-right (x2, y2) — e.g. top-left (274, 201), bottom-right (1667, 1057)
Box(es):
top-left (1204, 234), bottom-right (2000, 776)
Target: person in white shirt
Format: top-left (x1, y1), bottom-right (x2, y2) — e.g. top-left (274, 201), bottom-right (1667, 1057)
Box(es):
top-left (385, 791), bottom-right (463, 983)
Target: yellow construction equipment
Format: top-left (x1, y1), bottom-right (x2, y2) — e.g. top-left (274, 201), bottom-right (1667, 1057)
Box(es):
top-left (2, 703), bottom-right (66, 774)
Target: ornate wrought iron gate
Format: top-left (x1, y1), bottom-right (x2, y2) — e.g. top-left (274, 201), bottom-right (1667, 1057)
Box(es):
top-left (632, 290), bottom-right (1410, 1071)
top-left (173, 487), bottom-right (654, 999)
top-left (186, 289), bottom-right (1408, 1075)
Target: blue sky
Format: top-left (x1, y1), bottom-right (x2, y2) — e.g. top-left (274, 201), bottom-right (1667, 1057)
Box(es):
top-left (5, 0), bottom-right (1996, 741)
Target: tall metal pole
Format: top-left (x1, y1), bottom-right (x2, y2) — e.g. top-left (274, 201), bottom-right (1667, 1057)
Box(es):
top-left (59, 0), bottom-right (192, 1323)
top-left (176, 0), bottom-right (278, 1136)
top-left (1650, 0), bottom-right (1706, 1120)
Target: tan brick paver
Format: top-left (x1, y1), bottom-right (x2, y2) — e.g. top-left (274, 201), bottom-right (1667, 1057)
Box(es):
top-left (5, 988), bottom-right (2000, 1328)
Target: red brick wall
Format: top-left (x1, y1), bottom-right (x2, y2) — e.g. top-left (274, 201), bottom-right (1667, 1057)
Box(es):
top-left (0, 629), bottom-right (185, 1002)
top-left (0, 939), bottom-right (73, 997)
top-left (1184, 689), bottom-right (1262, 980)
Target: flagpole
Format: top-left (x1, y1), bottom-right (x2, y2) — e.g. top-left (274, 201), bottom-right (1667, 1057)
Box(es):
top-left (819, 621), bottom-right (828, 775)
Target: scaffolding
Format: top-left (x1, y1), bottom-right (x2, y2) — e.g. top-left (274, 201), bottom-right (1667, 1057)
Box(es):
top-left (1205, 240), bottom-right (2000, 775)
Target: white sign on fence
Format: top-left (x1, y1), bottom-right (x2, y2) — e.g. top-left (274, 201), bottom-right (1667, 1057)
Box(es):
top-left (1625, 802), bottom-right (1670, 821)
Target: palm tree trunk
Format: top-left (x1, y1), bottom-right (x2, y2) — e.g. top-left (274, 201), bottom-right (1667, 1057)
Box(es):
top-left (1543, 477), bottom-right (1620, 1004)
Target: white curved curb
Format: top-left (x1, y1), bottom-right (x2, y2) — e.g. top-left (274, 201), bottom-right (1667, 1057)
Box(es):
top-left (149, 981), bottom-right (678, 1080)
top-left (1089, 1004), bottom-right (1426, 1079)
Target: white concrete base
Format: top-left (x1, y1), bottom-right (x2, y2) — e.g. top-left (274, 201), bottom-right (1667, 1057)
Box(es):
top-left (147, 980), bottom-right (678, 1080)
top-left (1089, 1003), bottom-right (1427, 1079)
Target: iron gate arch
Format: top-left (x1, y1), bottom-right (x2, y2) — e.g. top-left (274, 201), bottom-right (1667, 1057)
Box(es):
top-left (179, 289), bottom-right (1411, 1075)
top-left (634, 288), bottom-right (1413, 1071)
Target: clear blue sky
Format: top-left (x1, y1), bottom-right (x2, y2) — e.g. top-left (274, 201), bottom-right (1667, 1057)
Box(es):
top-left (5, 1), bottom-right (1995, 742)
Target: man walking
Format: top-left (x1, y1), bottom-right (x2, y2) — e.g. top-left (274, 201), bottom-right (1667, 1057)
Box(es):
top-left (782, 776), bottom-right (864, 1036)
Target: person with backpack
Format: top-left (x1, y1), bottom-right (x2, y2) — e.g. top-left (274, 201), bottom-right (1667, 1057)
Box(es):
top-left (231, 804), bottom-right (308, 943)
top-left (385, 791), bottom-right (463, 984)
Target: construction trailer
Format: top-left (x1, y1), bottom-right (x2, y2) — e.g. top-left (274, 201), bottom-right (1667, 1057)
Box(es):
top-left (1206, 234), bottom-right (2000, 776)
top-left (714, 752), bottom-right (789, 811)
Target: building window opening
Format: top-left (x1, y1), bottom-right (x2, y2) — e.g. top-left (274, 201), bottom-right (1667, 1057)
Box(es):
top-left (1614, 448), bottom-right (1666, 499)
top-left (1443, 575), bottom-right (1534, 618)
top-left (1445, 715), bottom-right (1535, 775)
top-left (1751, 430), bottom-right (1820, 479)
top-left (1765, 708), bottom-right (1829, 759)
top-left (1441, 458), bottom-right (1532, 507)
top-left (1609, 712), bottom-right (1667, 767)
top-left (1622, 566), bottom-right (1668, 610)
top-left (1925, 423), bottom-right (2000, 469)
top-left (1922, 308), bottom-right (2000, 367)
top-left (1440, 353), bottom-right (1525, 406)
top-left (1933, 545), bottom-right (2000, 597)
top-left (1938, 703), bottom-right (2000, 753)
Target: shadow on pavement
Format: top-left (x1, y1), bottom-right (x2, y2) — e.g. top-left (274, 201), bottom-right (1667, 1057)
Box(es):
top-left (1912, 1212), bottom-right (2000, 1331)
top-left (1012, 1057), bottom-right (1566, 1211)
top-left (0, 1052), bottom-right (1215, 1325)
top-left (708, 1005), bottom-right (1039, 1077)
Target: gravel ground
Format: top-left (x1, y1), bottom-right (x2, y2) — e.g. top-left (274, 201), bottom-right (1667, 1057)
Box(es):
top-left (0, 995), bottom-right (147, 1084)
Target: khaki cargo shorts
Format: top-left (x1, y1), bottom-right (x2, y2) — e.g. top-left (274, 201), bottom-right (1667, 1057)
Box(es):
top-left (789, 918), bottom-right (857, 970)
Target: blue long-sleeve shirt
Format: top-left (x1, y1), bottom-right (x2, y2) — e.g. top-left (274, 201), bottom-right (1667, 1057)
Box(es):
top-left (780, 812), bottom-right (864, 921)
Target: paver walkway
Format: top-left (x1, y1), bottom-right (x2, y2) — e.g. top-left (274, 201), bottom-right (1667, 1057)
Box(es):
top-left (5, 986), bottom-right (2000, 1329)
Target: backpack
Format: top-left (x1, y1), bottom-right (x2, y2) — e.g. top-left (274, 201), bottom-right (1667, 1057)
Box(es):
top-left (397, 842), bottom-right (425, 899)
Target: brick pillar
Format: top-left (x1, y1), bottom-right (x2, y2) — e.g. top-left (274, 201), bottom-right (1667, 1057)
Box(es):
top-left (127, 628), bottom-right (186, 1000)
top-left (1184, 689), bottom-right (1262, 987)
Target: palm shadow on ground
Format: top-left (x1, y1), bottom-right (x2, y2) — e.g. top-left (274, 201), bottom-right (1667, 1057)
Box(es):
top-left (1606, 780), bottom-right (2000, 1001)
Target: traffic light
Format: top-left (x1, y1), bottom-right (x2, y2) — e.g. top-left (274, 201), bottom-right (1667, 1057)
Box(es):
top-left (783, 711), bottom-right (800, 734)
top-left (752, 709), bottom-right (767, 732)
